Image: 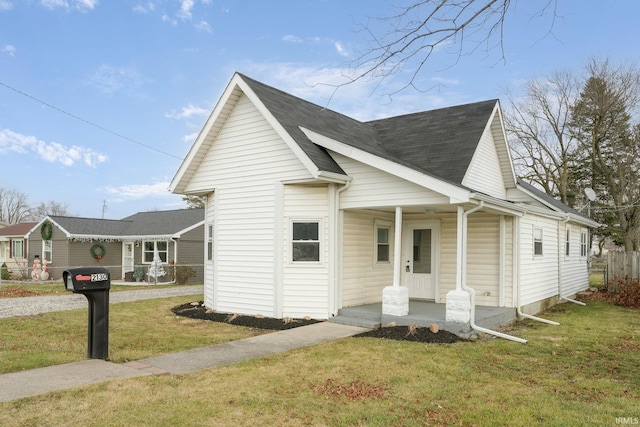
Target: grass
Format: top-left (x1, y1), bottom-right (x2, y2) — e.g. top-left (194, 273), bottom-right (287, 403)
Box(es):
top-left (0, 300), bottom-right (639, 426)
top-left (0, 281), bottom-right (195, 297)
top-left (0, 295), bottom-right (264, 373)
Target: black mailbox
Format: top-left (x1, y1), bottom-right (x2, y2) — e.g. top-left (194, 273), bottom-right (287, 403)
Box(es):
top-left (62, 267), bottom-right (110, 360)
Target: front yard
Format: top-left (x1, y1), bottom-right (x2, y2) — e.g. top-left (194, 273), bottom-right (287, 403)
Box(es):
top-left (0, 295), bottom-right (638, 426)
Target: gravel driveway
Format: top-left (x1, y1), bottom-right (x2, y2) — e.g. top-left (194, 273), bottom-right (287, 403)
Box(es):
top-left (0, 285), bottom-right (204, 319)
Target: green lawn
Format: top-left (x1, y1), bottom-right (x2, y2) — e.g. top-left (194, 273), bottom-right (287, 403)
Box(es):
top-left (1, 298), bottom-right (639, 426)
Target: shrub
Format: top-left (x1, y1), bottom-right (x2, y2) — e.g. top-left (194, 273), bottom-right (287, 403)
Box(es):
top-left (174, 262), bottom-right (196, 285)
top-left (1, 263), bottom-right (9, 280)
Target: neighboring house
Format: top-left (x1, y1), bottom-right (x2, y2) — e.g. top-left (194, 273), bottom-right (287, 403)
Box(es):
top-left (169, 72), bottom-right (598, 333)
top-left (0, 222), bottom-right (37, 277)
top-left (26, 209), bottom-right (204, 282)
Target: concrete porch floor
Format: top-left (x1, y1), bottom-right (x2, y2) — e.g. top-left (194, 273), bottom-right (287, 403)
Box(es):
top-left (329, 300), bottom-right (517, 333)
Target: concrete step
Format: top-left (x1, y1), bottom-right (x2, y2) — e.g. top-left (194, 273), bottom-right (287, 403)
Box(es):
top-left (328, 316), bottom-right (380, 329)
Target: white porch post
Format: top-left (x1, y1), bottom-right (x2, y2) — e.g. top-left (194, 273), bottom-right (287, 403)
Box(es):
top-left (446, 205), bottom-right (471, 324)
top-left (382, 206), bottom-right (409, 316)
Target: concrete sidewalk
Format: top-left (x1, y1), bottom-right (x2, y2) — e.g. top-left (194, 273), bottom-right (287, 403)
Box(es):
top-left (0, 322), bottom-right (368, 402)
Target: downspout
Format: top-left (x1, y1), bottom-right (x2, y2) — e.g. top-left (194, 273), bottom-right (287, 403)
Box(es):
top-left (330, 179), bottom-right (351, 317)
top-left (514, 215), bottom-right (560, 326)
top-left (461, 202), bottom-right (528, 344)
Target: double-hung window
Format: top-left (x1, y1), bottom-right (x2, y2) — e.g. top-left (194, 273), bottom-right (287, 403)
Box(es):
top-left (292, 221), bottom-right (320, 262)
top-left (533, 227), bottom-right (543, 256)
top-left (143, 240), bottom-right (168, 263)
top-left (580, 229), bottom-right (588, 258)
top-left (207, 223), bottom-right (214, 261)
top-left (375, 220), bottom-right (391, 264)
top-left (565, 226), bottom-right (571, 257)
top-left (11, 239), bottom-right (24, 258)
top-left (43, 240), bottom-right (52, 262)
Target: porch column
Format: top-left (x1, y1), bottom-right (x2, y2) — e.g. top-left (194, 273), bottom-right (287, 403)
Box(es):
top-left (446, 206), bottom-right (471, 325)
top-left (382, 207), bottom-right (409, 316)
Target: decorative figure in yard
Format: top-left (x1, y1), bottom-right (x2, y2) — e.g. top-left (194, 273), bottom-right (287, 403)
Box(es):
top-left (147, 249), bottom-right (166, 285)
top-left (31, 256), bottom-right (41, 280)
top-left (41, 258), bottom-right (50, 281)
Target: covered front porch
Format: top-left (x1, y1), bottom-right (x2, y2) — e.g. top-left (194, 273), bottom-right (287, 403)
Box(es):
top-left (329, 300), bottom-right (517, 335)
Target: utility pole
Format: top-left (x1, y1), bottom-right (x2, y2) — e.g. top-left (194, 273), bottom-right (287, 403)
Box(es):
top-left (101, 200), bottom-right (107, 219)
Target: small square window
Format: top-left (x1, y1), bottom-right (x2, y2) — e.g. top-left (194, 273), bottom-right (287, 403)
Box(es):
top-left (292, 221), bottom-right (320, 262)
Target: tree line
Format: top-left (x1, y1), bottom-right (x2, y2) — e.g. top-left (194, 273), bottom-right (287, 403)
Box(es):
top-left (0, 187), bottom-right (72, 224)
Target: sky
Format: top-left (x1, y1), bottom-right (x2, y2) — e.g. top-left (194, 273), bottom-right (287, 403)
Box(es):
top-left (1, 0), bottom-right (639, 221)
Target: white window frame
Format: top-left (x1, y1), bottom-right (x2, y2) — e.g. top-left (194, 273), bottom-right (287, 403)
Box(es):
top-left (290, 219), bottom-right (321, 263)
top-left (12, 239), bottom-right (24, 259)
top-left (143, 240), bottom-right (168, 264)
top-left (374, 219), bottom-right (392, 265)
top-left (565, 225), bottom-right (571, 257)
top-left (207, 223), bottom-right (214, 262)
top-left (533, 226), bottom-right (543, 257)
top-left (580, 228), bottom-right (588, 258)
top-left (42, 240), bottom-right (52, 262)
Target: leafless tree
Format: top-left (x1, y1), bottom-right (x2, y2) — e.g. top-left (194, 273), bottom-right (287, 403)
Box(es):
top-left (503, 69), bottom-right (581, 205)
top-left (0, 187), bottom-right (32, 224)
top-left (27, 200), bottom-right (73, 220)
top-left (342, 0), bottom-right (557, 96)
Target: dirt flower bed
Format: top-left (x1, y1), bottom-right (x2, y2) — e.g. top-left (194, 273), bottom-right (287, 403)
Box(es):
top-left (172, 301), bottom-right (468, 343)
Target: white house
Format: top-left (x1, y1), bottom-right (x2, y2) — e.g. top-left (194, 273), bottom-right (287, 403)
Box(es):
top-left (170, 73), bottom-right (598, 337)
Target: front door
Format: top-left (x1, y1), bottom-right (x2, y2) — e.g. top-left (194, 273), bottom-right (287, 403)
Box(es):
top-left (122, 242), bottom-right (134, 277)
top-left (402, 220), bottom-right (439, 300)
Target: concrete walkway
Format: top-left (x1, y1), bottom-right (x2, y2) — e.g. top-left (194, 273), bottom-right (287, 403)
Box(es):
top-left (0, 322), bottom-right (367, 402)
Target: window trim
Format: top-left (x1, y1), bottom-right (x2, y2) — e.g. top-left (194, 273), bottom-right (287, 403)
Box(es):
top-left (565, 225), bottom-right (571, 257)
top-left (11, 239), bottom-right (24, 259)
top-left (142, 240), bottom-right (169, 264)
top-left (580, 228), bottom-right (588, 259)
top-left (207, 223), bottom-right (214, 262)
top-left (290, 219), bottom-right (322, 263)
top-left (533, 226), bottom-right (543, 257)
top-left (374, 219), bottom-right (392, 265)
top-left (42, 239), bottom-right (52, 262)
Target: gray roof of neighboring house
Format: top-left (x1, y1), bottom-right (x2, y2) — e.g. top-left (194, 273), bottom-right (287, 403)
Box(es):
top-left (48, 208), bottom-right (204, 238)
top-left (240, 73), bottom-right (498, 185)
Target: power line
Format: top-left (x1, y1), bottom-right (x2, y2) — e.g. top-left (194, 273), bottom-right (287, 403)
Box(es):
top-left (0, 81), bottom-right (183, 160)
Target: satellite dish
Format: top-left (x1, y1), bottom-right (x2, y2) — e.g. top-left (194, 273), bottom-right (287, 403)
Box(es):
top-left (584, 188), bottom-right (596, 202)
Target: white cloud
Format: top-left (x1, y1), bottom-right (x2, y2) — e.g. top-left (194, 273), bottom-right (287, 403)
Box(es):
top-left (102, 181), bottom-right (170, 202)
top-left (334, 41), bottom-right (349, 57)
top-left (165, 104), bottom-right (209, 120)
top-left (86, 64), bottom-right (146, 94)
top-left (194, 20), bottom-right (211, 33)
top-left (282, 35), bottom-right (302, 43)
top-left (0, 1), bottom-right (13, 11)
top-left (236, 61), bottom-right (469, 121)
top-left (2, 45), bottom-right (16, 56)
top-left (0, 128), bottom-right (108, 167)
top-left (182, 132), bottom-right (199, 143)
top-left (40, 0), bottom-right (97, 11)
top-left (178, 0), bottom-right (194, 20)
top-left (132, 1), bottom-right (154, 13)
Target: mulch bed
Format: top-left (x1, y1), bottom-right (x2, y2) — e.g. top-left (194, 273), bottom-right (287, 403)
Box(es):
top-left (172, 301), bottom-right (467, 343)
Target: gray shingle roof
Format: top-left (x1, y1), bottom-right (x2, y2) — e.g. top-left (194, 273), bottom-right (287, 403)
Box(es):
top-left (240, 73), bottom-right (497, 185)
top-left (517, 179), bottom-right (584, 216)
top-left (49, 208), bottom-right (203, 238)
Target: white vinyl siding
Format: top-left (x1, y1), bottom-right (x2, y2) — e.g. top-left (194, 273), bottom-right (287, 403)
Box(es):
top-left (193, 94), bottom-right (313, 316)
top-left (466, 214), bottom-right (502, 306)
top-left (332, 153), bottom-right (451, 209)
top-left (559, 223), bottom-right (590, 298)
top-left (519, 216), bottom-right (559, 306)
top-left (342, 211), bottom-right (395, 307)
top-left (462, 114), bottom-right (508, 199)
top-left (282, 184), bottom-right (329, 318)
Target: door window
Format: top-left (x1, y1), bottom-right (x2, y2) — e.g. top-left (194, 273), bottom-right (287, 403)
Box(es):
top-left (413, 229), bottom-right (432, 274)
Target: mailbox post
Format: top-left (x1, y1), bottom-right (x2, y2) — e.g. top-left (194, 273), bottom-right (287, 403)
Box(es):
top-left (62, 267), bottom-right (110, 360)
